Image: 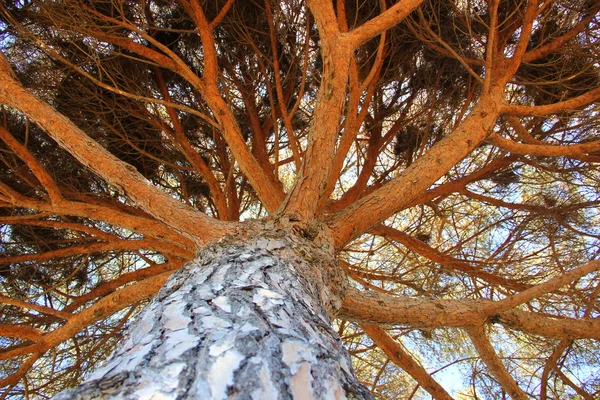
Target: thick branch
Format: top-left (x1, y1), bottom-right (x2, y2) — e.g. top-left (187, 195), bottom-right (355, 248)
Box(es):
top-left (497, 309), bottom-right (600, 341)
top-left (467, 326), bottom-right (528, 400)
top-left (344, 0), bottom-right (424, 49)
top-left (339, 288), bottom-right (488, 328)
top-left (181, 0), bottom-right (284, 213)
top-left (281, 0), bottom-right (352, 220)
top-left (328, 93), bottom-right (503, 248)
top-left (360, 324), bottom-right (454, 400)
top-left (502, 86), bottom-right (600, 116)
top-left (339, 288), bottom-right (600, 341)
top-left (0, 66), bottom-right (234, 247)
top-left (0, 324), bottom-right (43, 342)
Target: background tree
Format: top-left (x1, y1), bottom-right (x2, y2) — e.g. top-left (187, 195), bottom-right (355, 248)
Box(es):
top-left (0, 0), bottom-right (599, 398)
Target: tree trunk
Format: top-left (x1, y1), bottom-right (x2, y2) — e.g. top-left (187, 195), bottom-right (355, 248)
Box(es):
top-left (54, 225), bottom-right (373, 399)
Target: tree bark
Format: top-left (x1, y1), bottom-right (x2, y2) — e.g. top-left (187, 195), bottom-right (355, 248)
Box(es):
top-left (54, 226), bottom-right (373, 399)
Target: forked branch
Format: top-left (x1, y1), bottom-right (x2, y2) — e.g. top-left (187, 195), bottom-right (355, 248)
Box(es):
top-left (0, 59), bottom-right (234, 247)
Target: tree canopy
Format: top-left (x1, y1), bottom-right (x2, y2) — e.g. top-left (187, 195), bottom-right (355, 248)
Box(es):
top-left (1, 0), bottom-right (600, 398)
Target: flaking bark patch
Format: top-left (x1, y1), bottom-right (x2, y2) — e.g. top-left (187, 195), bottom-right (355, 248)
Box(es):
top-left (54, 230), bottom-right (372, 399)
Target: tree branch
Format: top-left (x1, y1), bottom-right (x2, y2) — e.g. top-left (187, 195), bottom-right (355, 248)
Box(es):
top-left (501, 86), bottom-right (600, 116)
top-left (0, 272), bottom-right (170, 361)
top-left (488, 132), bottom-right (600, 157)
top-left (0, 126), bottom-right (63, 204)
top-left (493, 260), bottom-right (600, 312)
top-left (0, 295), bottom-right (71, 321)
top-left (4, 196), bottom-right (194, 254)
top-left (466, 326), bottom-right (528, 400)
top-left (361, 324), bottom-right (453, 400)
top-left (344, 0), bottom-right (424, 49)
top-left (181, 0), bottom-right (285, 213)
top-left (0, 353), bottom-right (41, 390)
top-left (372, 225), bottom-right (531, 291)
top-left (0, 62), bottom-right (234, 247)
top-left (523, 4), bottom-right (600, 63)
top-left (339, 288), bottom-right (600, 341)
top-left (339, 287), bottom-right (489, 328)
top-left (63, 261), bottom-right (183, 313)
top-left (328, 93), bottom-right (503, 248)
top-left (0, 239), bottom-right (187, 265)
top-left (280, 0), bottom-right (352, 220)
top-left (0, 325), bottom-right (43, 342)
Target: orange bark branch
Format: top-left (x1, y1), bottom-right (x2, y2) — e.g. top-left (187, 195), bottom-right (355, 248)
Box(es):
top-left (523, 4), bottom-right (600, 63)
top-left (281, 0), bottom-right (352, 220)
top-left (502, 0), bottom-right (540, 80)
top-left (0, 127), bottom-right (63, 203)
top-left (540, 340), bottom-right (594, 400)
top-left (339, 288), bottom-right (600, 341)
top-left (264, 0), bottom-right (302, 173)
top-left (497, 309), bottom-right (600, 341)
top-left (339, 287), bottom-right (489, 328)
top-left (320, 47), bottom-right (384, 210)
top-left (0, 218), bottom-right (122, 242)
top-left (6, 195), bottom-right (194, 254)
top-left (501, 86), bottom-right (600, 116)
top-left (0, 64), bottom-right (234, 247)
top-left (0, 295), bottom-right (71, 321)
top-left (328, 92), bottom-right (503, 248)
top-left (0, 325), bottom-right (43, 342)
top-left (482, 0), bottom-right (499, 94)
top-left (493, 260), bottom-right (600, 312)
top-left (0, 239), bottom-right (186, 265)
top-left (182, 0), bottom-right (284, 212)
top-left (208, 0), bottom-right (235, 29)
top-left (488, 132), bottom-right (600, 157)
top-left (0, 353), bottom-right (41, 390)
top-left (344, 0), bottom-right (424, 50)
top-left (361, 324), bottom-right (454, 400)
top-left (466, 326), bottom-right (528, 400)
top-left (64, 261), bottom-right (183, 313)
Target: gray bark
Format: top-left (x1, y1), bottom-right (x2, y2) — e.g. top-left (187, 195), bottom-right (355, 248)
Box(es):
top-left (54, 227), bottom-right (373, 399)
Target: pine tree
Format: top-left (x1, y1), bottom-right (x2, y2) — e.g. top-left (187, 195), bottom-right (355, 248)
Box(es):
top-left (1, 1), bottom-right (600, 398)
